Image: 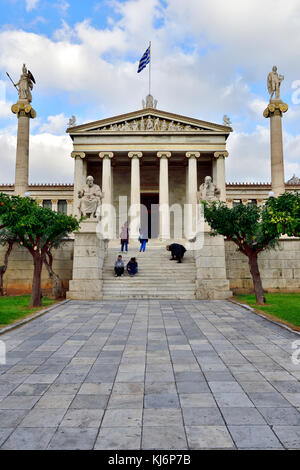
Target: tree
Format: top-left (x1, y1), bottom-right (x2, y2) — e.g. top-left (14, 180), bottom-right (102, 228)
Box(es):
top-left (263, 192), bottom-right (300, 238)
top-left (0, 229), bottom-right (18, 296)
top-left (0, 193), bottom-right (79, 307)
top-left (43, 233), bottom-right (67, 299)
top-left (203, 201), bottom-right (280, 304)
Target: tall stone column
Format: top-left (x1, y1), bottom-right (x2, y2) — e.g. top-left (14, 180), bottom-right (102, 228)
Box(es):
top-left (71, 151), bottom-right (85, 217)
top-left (186, 152), bottom-right (200, 238)
top-left (51, 199), bottom-right (58, 212)
top-left (99, 152), bottom-right (114, 206)
top-left (128, 152), bottom-right (142, 238)
top-left (263, 100), bottom-right (288, 196)
top-left (213, 151), bottom-right (228, 202)
top-left (67, 199), bottom-right (73, 216)
top-left (99, 152), bottom-right (114, 238)
top-left (157, 152), bottom-right (171, 240)
top-left (11, 102), bottom-right (36, 197)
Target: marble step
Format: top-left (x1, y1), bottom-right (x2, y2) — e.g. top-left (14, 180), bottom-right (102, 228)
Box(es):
top-left (103, 294), bottom-right (196, 300)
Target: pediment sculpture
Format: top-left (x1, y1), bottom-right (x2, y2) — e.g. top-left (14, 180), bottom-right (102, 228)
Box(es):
top-left (95, 116), bottom-right (203, 133)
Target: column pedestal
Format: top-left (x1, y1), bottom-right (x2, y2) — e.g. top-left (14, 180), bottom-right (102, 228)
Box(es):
top-left (67, 220), bottom-right (105, 300)
top-left (194, 150), bottom-right (231, 299)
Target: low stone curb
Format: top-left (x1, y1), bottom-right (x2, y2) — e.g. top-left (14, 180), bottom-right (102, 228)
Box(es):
top-left (230, 298), bottom-right (300, 336)
top-left (0, 299), bottom-right (70, 336)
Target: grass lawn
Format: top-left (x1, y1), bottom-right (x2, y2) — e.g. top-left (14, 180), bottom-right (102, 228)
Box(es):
top-left (235, 293), bottom-right (300, 329)
top-left (0, 295), bottom-right (58, 329)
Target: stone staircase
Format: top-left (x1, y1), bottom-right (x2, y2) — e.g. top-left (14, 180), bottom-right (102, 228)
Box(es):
top-left (102, 239), bottom-right (196, 300)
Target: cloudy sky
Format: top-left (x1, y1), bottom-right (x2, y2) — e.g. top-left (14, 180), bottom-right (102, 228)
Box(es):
top-left (0, 0), bottom-right (300, 184)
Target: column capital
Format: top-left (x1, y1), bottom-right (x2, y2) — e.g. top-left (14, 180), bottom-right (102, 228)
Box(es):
top-left (214, 151), bottom-right (229, 159)
top-left (186, 152), bottom-right (200, 159)
top-left (157, 151), bottom-right (171, 159)
top-left (263, 101), bottom-right (288, 118)
top-left (99, 152), bottom-right (114, 159)
top-left (71, 151), bottom-right (85, 159)
top-left (128, 152), bottom-right (143, 159)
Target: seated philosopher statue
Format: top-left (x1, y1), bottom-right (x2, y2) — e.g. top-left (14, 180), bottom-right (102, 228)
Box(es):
top-left (197, 176), bottom-right (220, 203)
top-left (78, 175), bottom-right (103, 218)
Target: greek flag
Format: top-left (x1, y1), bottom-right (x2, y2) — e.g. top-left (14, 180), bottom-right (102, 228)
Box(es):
top-left (137, 46), bottom-right (150, 73)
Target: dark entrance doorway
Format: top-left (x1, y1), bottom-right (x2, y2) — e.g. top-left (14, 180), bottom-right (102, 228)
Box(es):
top-left (141, 193), bottom-right (159, 239)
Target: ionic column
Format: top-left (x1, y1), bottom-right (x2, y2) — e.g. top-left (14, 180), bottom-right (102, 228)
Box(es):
top-left (186, 152), bottom-right (200, 238)
top-left (213, 151), bottom-right (228, 202)
top-left (99, 152), bottom-right (114, 206)
top-left (99, 152), bottom-right (114, 238)
top-left (157, 152), bottom-right (171, 240)
top-left (128, 152), bottom-right (142, 236)
top-left (263, 101), bottom-right (288, 196)
top-left (52, 199), bottom-right (58, 212)
top-left (67, 199), bottom-right (73, 216)
top-left (71, 151), bottom-right (85, 217)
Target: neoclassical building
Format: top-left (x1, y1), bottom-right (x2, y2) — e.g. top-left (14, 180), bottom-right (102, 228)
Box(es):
top-left (1, 94), bottom-right (300, 299)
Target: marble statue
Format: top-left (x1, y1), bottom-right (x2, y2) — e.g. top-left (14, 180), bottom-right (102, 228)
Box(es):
top-left (161, 119), bottom-right (167, 131)
top-left (153, 117), bottom-right (160, 130)
top-left (78, 175), bottom-right (103, 218)
top-left (146, 115), bottom-right (153, 130)
top-left (197, 176), bottom-right (220, 202)
top-left (68, 115), bottom-right (76, 127)
top-left (132, 120), bottom-right (139, 130)
top-left (223, 115), bottom-right (231, 126)
top-left (142, 94), bottom-right (158, 109)
top-left (15, 64), bottom-right (34, 102)
top-left (96, 117), bottom-right (201, 132)
top-left (267, 66), bottom-right (284, 100)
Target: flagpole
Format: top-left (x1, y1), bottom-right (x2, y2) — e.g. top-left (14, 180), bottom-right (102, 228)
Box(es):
top-left (149, 41), bottom-right (151, 96)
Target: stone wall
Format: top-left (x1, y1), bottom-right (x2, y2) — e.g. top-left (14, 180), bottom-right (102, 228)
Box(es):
top-left (0, 240), bottom-right (74, 295)
top-left (225, 239), bottom-right (300, 293)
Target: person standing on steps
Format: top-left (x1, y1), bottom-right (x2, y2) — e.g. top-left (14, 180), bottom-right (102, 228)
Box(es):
top-left (114, 255), bottom-right (124, 277)
top-left (139, 228), bottom-right (148, 252)
top-left (120, 221), bottom-right (129, 252)
top-left (166, 243), bottom-right (186, 263)
top-left (127, 257), bottom-right (138, 276)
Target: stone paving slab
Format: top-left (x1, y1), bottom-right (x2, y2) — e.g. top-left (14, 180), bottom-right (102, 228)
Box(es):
top-left (0, 299), bottom-right (299, 449)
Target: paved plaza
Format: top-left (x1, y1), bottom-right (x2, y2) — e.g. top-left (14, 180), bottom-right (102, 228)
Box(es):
top-left (0, 300), bottom-right (299, 450)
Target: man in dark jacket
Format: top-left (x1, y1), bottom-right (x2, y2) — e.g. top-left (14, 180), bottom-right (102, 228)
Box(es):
top-left (166, 243), bottom-right (186, 263)
top-left (127, 257), bottom-right (138, 276)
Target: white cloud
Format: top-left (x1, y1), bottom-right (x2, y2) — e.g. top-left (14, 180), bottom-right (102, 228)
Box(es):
top-left (25, 0), bottom-right (40, 11)
top-left (0, 131), bottom-right (73, 184)
top-left (226, 125), bottom-right (300, 183)
top-left (0, 101), bottom-right (13, 118)
top-left (39, 113), bottom-right (69, 134)
top-left (1, 0), bottom-right (300, 183)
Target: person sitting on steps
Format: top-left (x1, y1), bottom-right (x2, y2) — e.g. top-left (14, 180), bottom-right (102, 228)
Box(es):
top-left (114, 255), bottom-right (124, 277)
top-left (127, 257), bottom-right (138, 276)
top-left (166, 243), bottom-right (186, 263)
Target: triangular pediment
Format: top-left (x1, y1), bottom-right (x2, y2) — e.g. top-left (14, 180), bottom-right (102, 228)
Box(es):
top-left (67, 108), bottom-right (232, 135)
